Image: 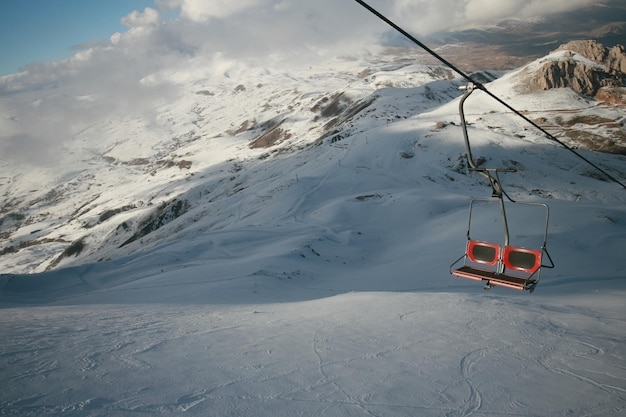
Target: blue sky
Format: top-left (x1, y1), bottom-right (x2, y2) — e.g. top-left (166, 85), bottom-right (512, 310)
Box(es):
top-left (0, 0), bottom-right (155, 75)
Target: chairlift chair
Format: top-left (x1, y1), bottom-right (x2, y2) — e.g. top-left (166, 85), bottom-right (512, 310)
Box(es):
top-left (450, 199), bottom-right (554, 292)
top-left (449, 84), bottom-right (555, 292)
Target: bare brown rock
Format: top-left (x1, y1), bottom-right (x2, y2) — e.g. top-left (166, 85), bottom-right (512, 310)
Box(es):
top-left (557, 40), bottom-right (608, 64)
top-left (595, 87), bottom-right (626, 105)
top-left (556, 40), bottom-right (626, 76)
top-left (249, 122), bottom-right (292, 149)
top-left (529, 60), bottom-right (603, 96)
top-left (527, 40), bottom-right (626, 97)
top-left (606, 44), bottom-right (626, 75)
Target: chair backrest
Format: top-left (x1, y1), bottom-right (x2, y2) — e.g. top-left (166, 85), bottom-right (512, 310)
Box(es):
top-left (503, 246), bottom-right (542, 274)
top-left (467, 240), bottom-right (500, 266)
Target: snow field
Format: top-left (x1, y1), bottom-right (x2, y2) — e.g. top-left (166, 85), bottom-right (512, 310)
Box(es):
top-left (1, 288), bottom-right (624, 416)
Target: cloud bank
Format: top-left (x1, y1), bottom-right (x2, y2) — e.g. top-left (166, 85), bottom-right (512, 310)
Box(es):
top-left (390, 0), bottom-right (599, 34)
top-left (0, 0), bottom-right (605, 168)
top-left (2, 0), bottom-right (604, 94)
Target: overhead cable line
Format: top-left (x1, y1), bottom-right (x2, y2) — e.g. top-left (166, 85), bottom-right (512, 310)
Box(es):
top-left (353, 0), bottom-right (626, 190)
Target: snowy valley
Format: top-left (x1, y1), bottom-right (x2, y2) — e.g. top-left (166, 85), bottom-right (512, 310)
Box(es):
top-left (1, 36), bottom-right (625, 417)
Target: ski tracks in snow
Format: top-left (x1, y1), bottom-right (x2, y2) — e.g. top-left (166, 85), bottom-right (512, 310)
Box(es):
top-left (2, 292), bottom-right (625, 416)
top-left (310, 320), bottom-right (378, 416)
top-left (453, 348), bottom-right (485, 417)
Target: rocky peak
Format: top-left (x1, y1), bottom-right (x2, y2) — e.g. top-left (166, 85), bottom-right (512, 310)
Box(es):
top-left (556, 40), bottom-right (626, 75)
top-left (606, 44), bottom-right (626, 75)
top-left (527, 40), bottom-right (626, 97)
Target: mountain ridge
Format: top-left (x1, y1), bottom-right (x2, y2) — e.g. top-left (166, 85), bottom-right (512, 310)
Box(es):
top-left (1, 42), bottom-right (625, 275)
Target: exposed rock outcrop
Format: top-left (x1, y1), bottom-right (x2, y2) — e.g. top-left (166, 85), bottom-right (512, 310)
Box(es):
top-left (528, 40), bottom-right (625, 97)
top-left (606, 44), bottom-right (626, 75)
top-left (531, 60), bottom-right (603, 96)
top-left (557, 40), bottom-right (626, 75)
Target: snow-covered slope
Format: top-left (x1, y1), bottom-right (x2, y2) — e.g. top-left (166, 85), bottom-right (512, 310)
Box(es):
top-left (0, 54), bottom-right (466, 274)
top-left (1, 48), bottom-right (625, 416)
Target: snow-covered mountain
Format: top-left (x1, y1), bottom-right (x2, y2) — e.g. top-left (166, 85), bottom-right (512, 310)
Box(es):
top-left (2, 45), bottom-right (623, 275)
top-left (1, 43), bottom-right (625, 416)
top-left (0, 53), bottom-right (470, 274)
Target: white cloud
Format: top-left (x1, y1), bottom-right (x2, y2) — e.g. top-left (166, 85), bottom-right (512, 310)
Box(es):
top-left (0, 0), bottom-right (608, 104)
top-left (155, 0), bottom-right (264, 21)
top-left (0, 0), bottom-right (608, 168)
top-left (463, 0), bottom-right (598, 22)
top-left (390, 0), bottom-right (598, 34)
top-left (110, 32), bottom-right (122, 44)
top-left (121, 7), bottom-right (160, 27)
top-left (273, 1), bottom-right (290, 12)
top-left (179, 0), bottom-right (262, 21)
top-left (515, 0), bottom-right (599, 17)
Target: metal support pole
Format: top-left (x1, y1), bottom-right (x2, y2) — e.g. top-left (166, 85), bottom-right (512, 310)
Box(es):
top-left (459, 84), bottom-right (511, 251)
top-left (459, 84), bottom-right (478, 170)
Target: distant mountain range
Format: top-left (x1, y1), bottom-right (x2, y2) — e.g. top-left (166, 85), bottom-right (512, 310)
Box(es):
top-left (384, 1), bottom-right (626, 71)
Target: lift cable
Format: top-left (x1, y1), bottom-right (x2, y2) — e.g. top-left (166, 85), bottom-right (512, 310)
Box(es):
top-left (353, 0), bottom-right (626, 190)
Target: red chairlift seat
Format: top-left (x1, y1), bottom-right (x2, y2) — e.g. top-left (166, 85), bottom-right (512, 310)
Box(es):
top-left (504, 246), bottom-right (542, 274)
top-left (467, 240), bottom-right (500, 266)
top-left (451, 240), bottom-right (546, 292)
